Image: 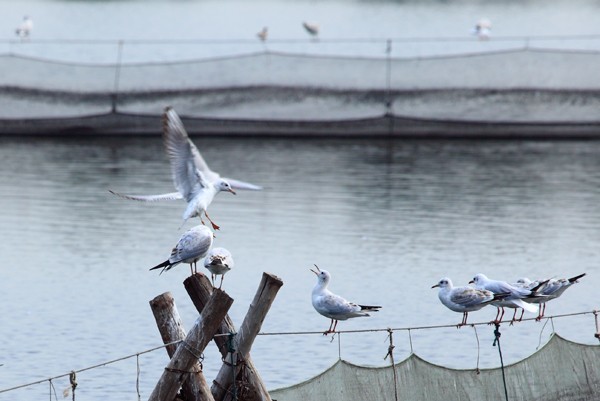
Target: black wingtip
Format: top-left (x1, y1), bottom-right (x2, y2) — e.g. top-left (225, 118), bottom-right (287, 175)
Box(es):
top-left (568, 273), bottom-right (586, 283)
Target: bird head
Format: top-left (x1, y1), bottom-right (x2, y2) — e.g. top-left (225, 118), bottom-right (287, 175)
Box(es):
top-left (217, 179), bottom-right (236, 195)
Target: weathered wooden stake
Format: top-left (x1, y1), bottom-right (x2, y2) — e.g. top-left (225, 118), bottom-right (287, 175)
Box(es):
top-left (148, 289), bottom-right (233, 401)
top-left (211, 272), bottom-right (283, 401)
top-left (184, 273), bottom-right (275, 401)
top-left (150, 292), bottom-right (214, 401)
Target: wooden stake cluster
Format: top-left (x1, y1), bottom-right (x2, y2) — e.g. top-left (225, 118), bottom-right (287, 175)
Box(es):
top-left (149, 272), bottom-right (283, 401)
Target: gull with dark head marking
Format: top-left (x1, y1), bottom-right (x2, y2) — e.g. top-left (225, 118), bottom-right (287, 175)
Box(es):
top-left (432, 277), bottom-right (510, 327)
top-left (110, 107), bottom-right (262, 230)
top-left (515, 273), bottom-right (586, 320)
top-left (150, 225), bottom-right (213, 275)
top-left (310, 265), bottom-right (381, 335)
top-left (16, 16), bottom-right (33, 39)
top-left (204, 247), bottom-right (234, 289)
top-left (470, 273), bottom-right (547, 325)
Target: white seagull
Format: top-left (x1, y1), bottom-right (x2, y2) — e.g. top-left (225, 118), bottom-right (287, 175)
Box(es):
top-left (432, 277), bottom-right (510, 327)
top-left (515, 273), bottom-right (586, 320)
top-left (150, 225), bottom-right (213, 275)
top-left (110, 107), bottom-right (262, 230)
top-left (472, 18), bottom-right (491, 40)
top-left (204, 247), bottom-right (234, 289)
top-left (15, 16), bottom-right (33, 39)
top-left (302, 21), bottom-right (319, 37)
top-left (310, 265), bottom-right (381, 335)
top-left (470, 273), bottom-right (546, 324)
top-left (257, 27), bottom-right (268, 42)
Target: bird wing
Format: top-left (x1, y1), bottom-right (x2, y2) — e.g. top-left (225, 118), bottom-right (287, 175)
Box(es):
top-left (109, 189), bottom-right (183, 202)
top-left (222, 177), bottom-right (263, 191)
top-left (451, 287), bottom-right (493, 307)
top-left (170, 228), bottom-right (213, 264)
top-left (163, 107), bottom-right (217, 200)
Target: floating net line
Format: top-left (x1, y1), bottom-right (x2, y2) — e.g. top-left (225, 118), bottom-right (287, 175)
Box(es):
top-left (0, 310), bottom-right (598, 400)
top-left (2, 39), bottom-right (600, 133)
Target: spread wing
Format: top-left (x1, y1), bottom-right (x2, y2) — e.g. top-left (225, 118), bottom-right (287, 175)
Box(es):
top-left (222, 177), bottom-right (263, 191)
top-left (109, 190), bottom-right (183, 202)
top-left (163, 107), bottom-right (217, 200)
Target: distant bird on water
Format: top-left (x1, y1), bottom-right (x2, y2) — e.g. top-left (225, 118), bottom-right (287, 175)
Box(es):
top-left (204, 247), bottom-right (234, 288)
top-left (15, 16), bottom-right (33, 39)
top-left (432, 277), bottom-right (510, 327)
top-left (257, 26), bottom-right (268, 42)
top-left (302, 21), bottom-right (319, 37)
top-left (150, 225), bottom-right (213, 275)
top-left (310, 265), bottom-right (381, 335)
top-left (472, 18), bottom-right (491, 40)
top-left (109, 107), bottom-right (262, 230)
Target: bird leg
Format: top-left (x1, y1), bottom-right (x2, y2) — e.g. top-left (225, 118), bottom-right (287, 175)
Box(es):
top-left (189, 263), bottom-right (194, 276)
top-left (491, 307), bottom-right (505, 325)
top-left (323, 319), bottom-right (337, 335)
top-left (517, 308), bottom-right (525, 322)
top-left (219, 275), bottom-right (224, 289)
top-left (203, 211), bottom-right (220, 231)
top-left (457, 312), bottom-right (469, 328)
top-left (509, 308), bottom-right (519, 326)
top-left (536, 303), bottom-right (546, 321)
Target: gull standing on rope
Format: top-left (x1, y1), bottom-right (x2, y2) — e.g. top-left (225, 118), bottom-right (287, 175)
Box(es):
top-left (470, 273), bottom-right (546, 324)
top-left (109, 107), bottom-right (262, 230)
top-left (15, 16), bottom-right (33, 39)
top-left (204, 247), bottom-right (234, 289)
top-left (432, 278), bottom-right (510, 327)
top-left (514, 273), bottom-right (586, 321)
top-left (150, 225), bottom-right (213, 275)
top-left (310, 265), bottom-right (381, 335)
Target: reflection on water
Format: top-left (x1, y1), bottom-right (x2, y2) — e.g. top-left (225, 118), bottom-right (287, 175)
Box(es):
top-left (1, 136), bottom-right (599, 399)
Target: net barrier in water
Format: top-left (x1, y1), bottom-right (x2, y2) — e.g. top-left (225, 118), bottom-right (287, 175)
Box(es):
top-left (2, 47), bottom-right (600, 135)
top-left (269, 334), bottom-right (600, 401)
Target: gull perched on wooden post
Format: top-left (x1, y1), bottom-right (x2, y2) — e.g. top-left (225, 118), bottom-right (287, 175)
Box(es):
top-left (150, 225), bottom-right (213, 275)
top-left (204, 247), bottom-right (234, 289)
top-left (109, 107), bottom-right (262, 230)
top-left (15, 16), bottom-right (33, 39)
top-left (432, 277), bottom-right (510, 327)
top-left (310, 265), bottom-right (381, 335)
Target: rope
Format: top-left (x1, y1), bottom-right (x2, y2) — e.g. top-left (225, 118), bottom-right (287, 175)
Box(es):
top-left (228, 332), bottom-right (238, 401)
top-left (492, 323), bottom-right (509, 401)
top-left (472, 325), bottom-right (481, 374)
top-left (136, 354), bottom-right (141, 401)
top-left (0, 310), bottom-right (597, 396)
top-left (383, 329), bottom-right (400, 401)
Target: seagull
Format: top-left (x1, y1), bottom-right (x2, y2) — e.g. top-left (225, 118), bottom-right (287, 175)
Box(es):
top-left (470, 273), bottom-right (546, 325)
top-left (109, 107), bottom-right (262, 230)
top-left (302, 21), bottom-right (319, 37)
top-left (15, 16), bottom-right (33, 39)
top-left (310, 265), bottom-right (381, 335)
top-left (150, 225), bottom-right (213, 275)
top-left (257, 27), bottom-right (268, 42)
top-left (432, 278), bottom-right (510, 327)
top-left (515, 273), bottom-right (586, 321)
top-left (204, 247), bottom-right (234, 289)
top-left (472, 18), bottom-right (491, 40)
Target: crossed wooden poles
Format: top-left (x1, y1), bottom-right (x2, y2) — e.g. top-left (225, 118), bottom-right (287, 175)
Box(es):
top-left (149, 272), bottom-right (283, 401)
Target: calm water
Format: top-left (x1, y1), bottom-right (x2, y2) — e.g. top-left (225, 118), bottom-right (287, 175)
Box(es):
top-left (0, 136), bottom-right (599, 400)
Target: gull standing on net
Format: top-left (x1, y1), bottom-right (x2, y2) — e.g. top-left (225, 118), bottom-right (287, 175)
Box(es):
top-left (514, 273), bottom-right (586, 321)
top-left (110, 107), bottom-right (262, 230)
top-left (150, 225), bottom-right (213, 275)
top-left (470, 273), bottom-right (547, 324)
top-left (310, 265), bottom-right (381, 335)
top-left (15, 16), bottom-right (33, 39)
top-left (432, 277), bottom-right (510, 327)
top-left (204, 247), bottom-right (234, 289)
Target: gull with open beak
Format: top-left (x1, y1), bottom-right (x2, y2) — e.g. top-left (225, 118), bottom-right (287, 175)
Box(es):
top-left (310, 265), bottom-right (381, 335)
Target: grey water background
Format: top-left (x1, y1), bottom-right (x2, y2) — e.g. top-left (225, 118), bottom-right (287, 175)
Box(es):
top-left (1, 0), bottom-right (600, 399)
top-left (1, 136), bottom-right (599, 400)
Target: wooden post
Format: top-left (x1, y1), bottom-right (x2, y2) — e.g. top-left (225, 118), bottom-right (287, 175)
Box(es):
top-left (211, 272), bottom-right (283, 401)
top-left (148, 289), bottom-right (233, 401)
top-left (185, 273), bottom-right (274, 401)
top-left (150, 292), bottom-right (214, 401)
